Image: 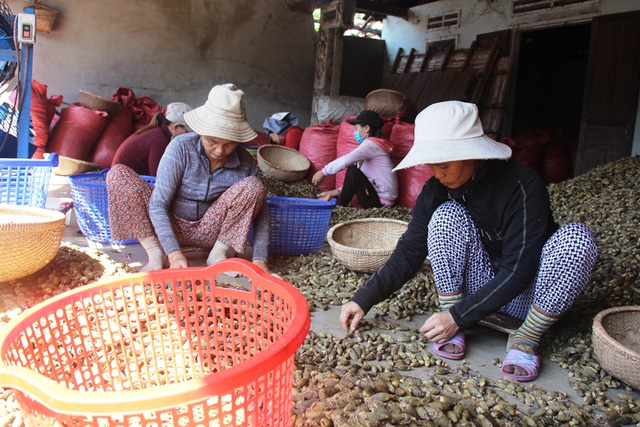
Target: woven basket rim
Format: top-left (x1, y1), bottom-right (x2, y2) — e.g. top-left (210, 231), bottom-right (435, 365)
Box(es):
top-left (366, 88), bottom-right (412, 99)
top-left (0, 204), bottom-right (66, 227)
top-left (327, 218), bottom-right (409, 256)
top-left (592, 305), bottom-right (640, 359)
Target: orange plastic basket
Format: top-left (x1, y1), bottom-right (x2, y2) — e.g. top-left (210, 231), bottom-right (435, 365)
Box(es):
top-left (0, 259), bottom-right (310, 426)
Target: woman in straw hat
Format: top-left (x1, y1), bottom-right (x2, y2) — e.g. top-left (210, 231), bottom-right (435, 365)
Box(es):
top-left (339, 101), bottom-right (599, 382)
top-left (111, 102), bottom-right (193, 176)
top-left (107, 84), bottom-right (270, 273)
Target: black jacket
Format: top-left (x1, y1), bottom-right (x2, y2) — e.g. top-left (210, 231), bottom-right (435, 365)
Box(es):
top-left (351, 159), bottom-right (558, 329)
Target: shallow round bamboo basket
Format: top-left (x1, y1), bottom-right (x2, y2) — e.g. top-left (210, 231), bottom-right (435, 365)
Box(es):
top-left (78, 90), bottom-right (121, 116)
top-left (0, 204), bottom-right (65, 282)
top-left (257, 145), bottom-right (311, 183)
top-left (52, 155), bottom-right (101, 176)
top-left (592, 306), bottom-right (640, 390)
top-left (327, 218), bottom-right (408, 273)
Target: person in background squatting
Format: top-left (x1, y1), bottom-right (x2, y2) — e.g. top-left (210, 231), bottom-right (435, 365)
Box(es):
top-left (106, 84), bottom-right (270, 273)
top-left (339, 101), bottom-right (599, 381)
top-left (311, 110), bottom-right (398, 209)
top-left (111, 102), bottom-right (193, 176)
top-left (263, 112), bottom-right (304, 150)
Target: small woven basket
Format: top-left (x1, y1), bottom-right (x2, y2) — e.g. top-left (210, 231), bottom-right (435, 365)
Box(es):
top-left (0, 204), bottom-right (65, 282)
top-left (34, 4), bottom-right (58, 33)
top-left (327, 218), bottom-right (408, 273)
top-left (53, 155), bottom-right (101, 176)
top-left (592, 306), bottom-right (640, 390)
top-left (78, 90), bottom-right (121, 116)
top-left (257, 145), bottom-right (310, 182)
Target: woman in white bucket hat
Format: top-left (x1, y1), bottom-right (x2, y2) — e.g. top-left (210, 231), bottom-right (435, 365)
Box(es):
top-left (107, 84), bottom-right (271, 273)
top-left (339, 101), bottom-right (599, 382)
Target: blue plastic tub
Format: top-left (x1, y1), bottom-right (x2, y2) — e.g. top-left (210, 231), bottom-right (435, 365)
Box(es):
top-left (0, 153), bottom-right (58, 208)
top-left (68, 169), bottom-right (155, 245)
top-left (266, 196), bottom-right (336, 256)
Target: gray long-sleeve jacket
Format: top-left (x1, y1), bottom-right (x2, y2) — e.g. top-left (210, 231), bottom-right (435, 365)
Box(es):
top-left (149, 133), bottom-right (269, 261)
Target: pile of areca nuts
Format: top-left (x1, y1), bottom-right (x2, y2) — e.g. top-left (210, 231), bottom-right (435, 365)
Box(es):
top-left (0, 157), bottom-right (638, 426)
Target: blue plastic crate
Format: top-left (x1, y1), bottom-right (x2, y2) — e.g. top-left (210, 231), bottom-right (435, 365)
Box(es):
top-left (68, 169), bottom-right (155, 245)
top-left (266, 196), bottom-right (336, 256)
top-left (0, 153), bottom-right (58, 208)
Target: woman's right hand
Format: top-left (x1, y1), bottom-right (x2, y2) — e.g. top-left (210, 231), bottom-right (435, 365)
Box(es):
top-left (340, 301), bottom-right (365, 332)
top-left (168, 250), bottom-right (189, 269)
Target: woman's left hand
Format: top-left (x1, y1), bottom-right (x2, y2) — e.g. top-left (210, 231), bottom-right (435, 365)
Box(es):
top-left (253, 259), bottom-right (269, 274)
top-left (311, 170), bottom-right (325, 186)
top-left (419, 311), bottom-right (459, 343)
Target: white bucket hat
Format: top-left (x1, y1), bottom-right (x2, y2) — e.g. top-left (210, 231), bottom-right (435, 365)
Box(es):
top-left (183, 83), bottom-right (257, 143)
top-left (393, 101), bottom-right (511, 171)
top-left (164, 102), bottom-right (193, 132)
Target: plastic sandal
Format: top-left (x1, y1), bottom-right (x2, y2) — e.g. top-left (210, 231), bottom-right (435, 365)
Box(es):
top-left (500, 348), bottom-right (540, 382)
top-left (432, 331), bottom-right (465, 360)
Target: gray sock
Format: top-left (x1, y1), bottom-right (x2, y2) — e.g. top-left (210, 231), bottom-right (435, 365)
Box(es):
top-left (139, 236), bottom-right (166, 271)
top-left (207, 240), bottom-right (230, 266)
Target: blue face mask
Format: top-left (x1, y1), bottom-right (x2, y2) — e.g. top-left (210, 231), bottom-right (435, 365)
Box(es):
top-left (354, 130), bottom-right (365, 144)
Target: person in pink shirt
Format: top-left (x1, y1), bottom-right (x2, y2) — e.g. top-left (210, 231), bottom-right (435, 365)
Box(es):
top-left (312, 110), bottom-right (398, 208)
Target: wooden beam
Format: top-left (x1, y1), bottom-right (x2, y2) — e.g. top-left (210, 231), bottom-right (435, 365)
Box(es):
top-left (390, 47), bottom-right (404, 74)
top-left (354, 1), bottom-right (409, 18)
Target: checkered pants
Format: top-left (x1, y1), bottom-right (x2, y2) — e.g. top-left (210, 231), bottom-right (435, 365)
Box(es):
top-left (427, 201), bottom-right (599, 319)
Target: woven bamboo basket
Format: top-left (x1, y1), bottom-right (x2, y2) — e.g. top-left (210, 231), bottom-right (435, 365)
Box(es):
top-left (592, 306), bottom-right (640, 390)
top-left (78, 90), bottom-right (121, 116)
top-left (0, 204), bottom-right (65, 282)
top-left (34, 4), bottom-right (59, 33)
top-left (52, 155), bottom-right (100, 176)
top-left (257, 145), bottom-right (310, 182)
top-left (364, 89), bottom-right (417, 123)
top-left (327, 218), bottom-right (408, 273)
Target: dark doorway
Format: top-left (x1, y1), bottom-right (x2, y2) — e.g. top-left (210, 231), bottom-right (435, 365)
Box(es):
top-left (512, 24), bottom-right (591, 138)
top-left (340, 36), bottom-right (385, 98)
top-left (509, 23), bottom-right (591, 183)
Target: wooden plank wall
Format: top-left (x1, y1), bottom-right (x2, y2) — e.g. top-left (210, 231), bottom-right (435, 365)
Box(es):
top-left (386, 39), bottom-right (514, 134)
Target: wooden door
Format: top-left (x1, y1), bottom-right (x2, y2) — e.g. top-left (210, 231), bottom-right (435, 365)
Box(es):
top-left (575, 11), bottom-right (640, 176)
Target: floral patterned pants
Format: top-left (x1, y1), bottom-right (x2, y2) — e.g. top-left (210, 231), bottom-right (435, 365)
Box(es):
top-left (106, 164), bottom-right (265, 254)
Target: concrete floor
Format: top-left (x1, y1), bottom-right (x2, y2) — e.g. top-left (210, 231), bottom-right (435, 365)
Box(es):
top-left (45, 173), bottom-right (638, 411)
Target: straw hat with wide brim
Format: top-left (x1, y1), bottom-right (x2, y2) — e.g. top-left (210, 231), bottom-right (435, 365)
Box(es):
top-left (393, 101), bottom-right (512, 171)
top-left (183, 83), bottom-right (257, 143)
